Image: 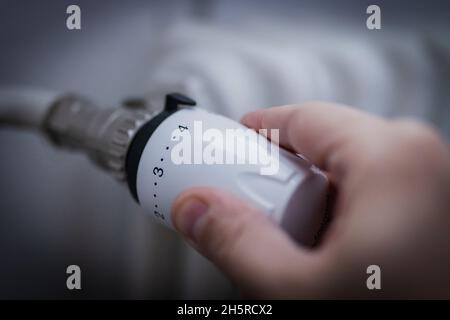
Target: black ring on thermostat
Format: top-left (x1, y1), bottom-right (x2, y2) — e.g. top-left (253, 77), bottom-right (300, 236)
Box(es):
top-left (125, 93), bottom-right (196, 202)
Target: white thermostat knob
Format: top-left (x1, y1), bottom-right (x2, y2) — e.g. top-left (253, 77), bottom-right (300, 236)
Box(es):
top-left (125, 94), bottom-right (328, 245)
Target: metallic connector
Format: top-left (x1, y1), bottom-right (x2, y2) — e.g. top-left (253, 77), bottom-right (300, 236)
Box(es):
top-left (43, 95), bottom-right (160, 181)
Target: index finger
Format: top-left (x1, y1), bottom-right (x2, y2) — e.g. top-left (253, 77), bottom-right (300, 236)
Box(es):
top-left (241, 102), bottom-right (384, 172)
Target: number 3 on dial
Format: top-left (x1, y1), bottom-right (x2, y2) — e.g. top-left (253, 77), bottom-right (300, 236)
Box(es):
top-left (153, 167), bottom-right (164, 177)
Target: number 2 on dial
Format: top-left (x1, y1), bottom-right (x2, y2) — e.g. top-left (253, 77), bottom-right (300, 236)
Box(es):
top-left (154, 211), bottom-right (165, 220)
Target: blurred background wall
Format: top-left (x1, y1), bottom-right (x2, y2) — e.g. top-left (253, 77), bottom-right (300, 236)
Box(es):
top-left (0, 0), bottom-right (449, 298)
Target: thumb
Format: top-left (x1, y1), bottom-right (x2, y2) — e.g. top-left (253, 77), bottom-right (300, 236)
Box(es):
top-left (172, 187), bottom-right (323, 297)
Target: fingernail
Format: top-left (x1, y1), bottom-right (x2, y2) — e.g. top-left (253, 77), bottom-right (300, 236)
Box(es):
top-left (174, 198), bottom-right (209, 241)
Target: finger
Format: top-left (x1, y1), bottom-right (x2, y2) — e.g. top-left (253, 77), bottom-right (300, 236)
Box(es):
top-left (241, 102), bottom-right (385, 172)
top-left (171, 187), bottom-right (324, 297)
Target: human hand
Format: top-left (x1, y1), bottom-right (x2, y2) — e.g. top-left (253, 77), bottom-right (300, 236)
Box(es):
top-left (171, 102), bottom-right (450, 298)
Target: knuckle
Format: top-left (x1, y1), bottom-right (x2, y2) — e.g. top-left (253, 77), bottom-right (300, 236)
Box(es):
top-left (195, 193), bottom-right (259, 260)
top-left (392, 119), bottom-right (448, 163)
top-left (341, 119), bottom-right (448, 179)
top-left (212, 213), bottom-right (253, 264)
